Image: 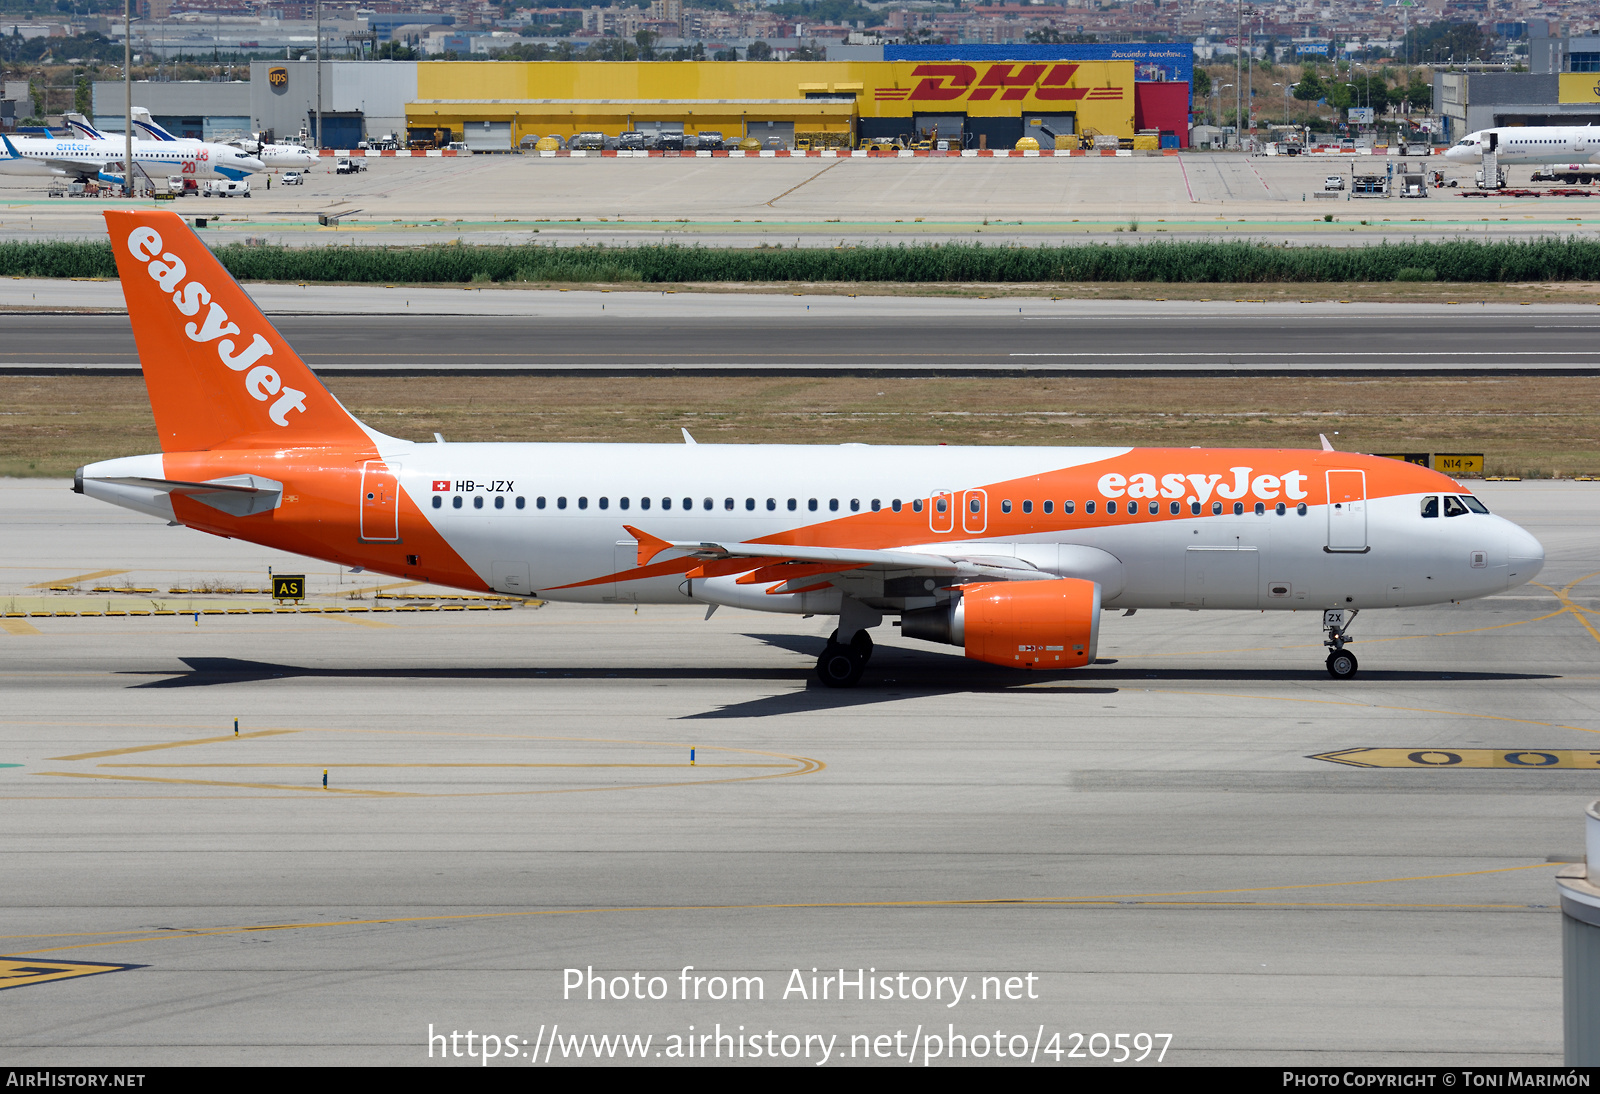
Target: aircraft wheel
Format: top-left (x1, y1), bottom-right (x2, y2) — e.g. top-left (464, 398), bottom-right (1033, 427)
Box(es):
top-left (816, 642), bottom-right (866, 688)
top-left (1325, 649), bottom-right (1359, 680)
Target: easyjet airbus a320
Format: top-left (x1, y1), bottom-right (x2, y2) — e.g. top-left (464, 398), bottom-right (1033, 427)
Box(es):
top-left (76, 211), bottom-right (1546, 685)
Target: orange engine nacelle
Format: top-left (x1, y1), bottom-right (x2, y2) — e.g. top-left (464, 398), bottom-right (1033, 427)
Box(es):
top-left (900, 578), bottom-right (1102, 669)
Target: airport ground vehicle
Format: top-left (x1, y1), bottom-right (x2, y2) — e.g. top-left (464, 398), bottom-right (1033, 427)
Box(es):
top-left (335, 158), bottom-right (366, 175)
top-left (859, 137), bottom-right (904, 151)
top-left (201, 178), bottom-right (250, 197)
top-left (1530, 165), bottom-right (1598, 185)
top-left (80, 210), bottom-right (1545, 688)
top-left (165, 175), bottom-right (199, 196)
top-left (696, 131), bottom-right (724, 150)
top-left (617, 131), bottom-right (646, 150)
top-left (569, 132), bottom-right (607, 150)
top-left (1323, 176), bottom-right (1345, 191)
top-left (281, 171), bottom-right (304, 185)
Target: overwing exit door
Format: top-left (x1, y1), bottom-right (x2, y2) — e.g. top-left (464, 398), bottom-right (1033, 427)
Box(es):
top-left (1325, 470), bottom-right (1368, 552)
top-left (359, 461), bottom-right (401, 542)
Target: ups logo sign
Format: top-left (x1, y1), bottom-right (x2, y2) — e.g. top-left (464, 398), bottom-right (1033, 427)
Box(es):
top-left (877, 64), bottom-right (1124, 103)
top-left (268, 66), bottom-right (288, 92)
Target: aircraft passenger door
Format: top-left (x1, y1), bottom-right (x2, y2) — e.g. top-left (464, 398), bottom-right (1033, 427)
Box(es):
top-left (962, 489), bottom-right (988, 535)
top-left (1325, 470), bottom-right (1368, 552)
top-left (359, 460), bottom-right (401, 542)
top-left (930, 491), bottom-right (955, 534)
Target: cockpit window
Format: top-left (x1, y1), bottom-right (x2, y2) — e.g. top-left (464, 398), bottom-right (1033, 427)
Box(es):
top-left (1443, 495), bottom-right (1469, 517)
top-left (1460, 495), bottom-right (1490, 514)
top-left (1420, 496), bottom-right (1439, 518)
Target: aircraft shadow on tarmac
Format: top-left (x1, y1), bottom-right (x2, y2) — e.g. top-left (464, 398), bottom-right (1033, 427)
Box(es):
top-left (120, 642), bottom-right (1554, 721)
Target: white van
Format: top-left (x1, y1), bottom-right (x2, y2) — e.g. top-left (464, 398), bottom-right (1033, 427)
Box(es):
top-left (203, 178), bottom-right (251, 198)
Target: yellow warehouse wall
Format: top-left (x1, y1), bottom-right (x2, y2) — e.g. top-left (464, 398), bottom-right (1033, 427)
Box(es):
top-left (410, 60), bottom-right (1135, 140)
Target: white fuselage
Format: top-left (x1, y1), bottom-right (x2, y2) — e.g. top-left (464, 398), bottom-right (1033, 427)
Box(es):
top-left (80, 442), bottom-right (1540, 617)
top-left (0, 134), bottom-right (264, 181)
top-left (1445, 126), bottom-right (1600, 165)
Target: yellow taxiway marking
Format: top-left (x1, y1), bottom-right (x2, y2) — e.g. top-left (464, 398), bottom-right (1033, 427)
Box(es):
top-left (1534, 571), bottom-right (1600, 647)
top-left (1313, 747), bottom-right (1600, 769)
top-left (0, 957), bottom-right (140, 990)
top-left (100, 762), bottom-right (795, 769)
top-left (0, 619), bottom-right (41, 636)
top-left (340, 580), bottom-right (424, 599)
top-left (25, 569), bottom-right (129, 589)
top-left (318, 613), bottom-right (397, 629)
top-left (49, 729), bottom-right (301, 761)
top-left (1, 862), bottom-right (1558, 956)
top-left (36, 771), bottom-right (411, 796)
top-left (27, 726), bottom-right (823, 799)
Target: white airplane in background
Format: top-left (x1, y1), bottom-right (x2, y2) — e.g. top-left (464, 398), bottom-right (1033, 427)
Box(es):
top-left (75, 211), bottom-right (1547, 687)
top-left (7, 118), bottom-right (263, 184)
top-left (1445, 125), bottom-right (1600, 165)
top-left (118, 108), bottom-right (319, 170)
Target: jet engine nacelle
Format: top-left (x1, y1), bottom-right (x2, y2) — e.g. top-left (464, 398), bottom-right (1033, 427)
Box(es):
top-left (901, 577), bottom-right (1101, 669)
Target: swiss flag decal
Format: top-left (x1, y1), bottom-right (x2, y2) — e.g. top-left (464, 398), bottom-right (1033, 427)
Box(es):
top-left (432, 480), bottom-right (450, 492)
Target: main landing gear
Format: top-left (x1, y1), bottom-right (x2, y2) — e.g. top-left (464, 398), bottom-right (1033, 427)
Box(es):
top-left (816, 629), bottom-right (873, 688)
top-left (1323, 608), bottom-right (1359, 679)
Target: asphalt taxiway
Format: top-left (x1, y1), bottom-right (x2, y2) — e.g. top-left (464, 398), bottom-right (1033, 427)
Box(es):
top-left (3, 476), bottom-right (1598, 1064)
top-left (5, 281), bottom-right (1600, 375)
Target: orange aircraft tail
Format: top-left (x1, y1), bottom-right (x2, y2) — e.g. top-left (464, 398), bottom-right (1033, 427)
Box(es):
top-left (105, 210), bottom-right (371, 452)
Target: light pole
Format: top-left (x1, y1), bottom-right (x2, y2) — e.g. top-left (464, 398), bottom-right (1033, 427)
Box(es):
top-left (123, 0), bottom-right (132, 197)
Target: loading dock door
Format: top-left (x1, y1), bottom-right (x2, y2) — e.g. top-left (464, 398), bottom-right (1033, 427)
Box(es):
top-left (464, 120), bottom-right (511, 151)
top-left (746, 120), bottom-right (795, 146)
top-left (913, 113), bottom-right (966, 143)
top-left (1024, 114), bottom-right (1077, 149)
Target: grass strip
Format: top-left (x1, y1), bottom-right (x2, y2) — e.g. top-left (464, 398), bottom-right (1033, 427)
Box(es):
top-left (15, 238), bottom-right (1600, 284)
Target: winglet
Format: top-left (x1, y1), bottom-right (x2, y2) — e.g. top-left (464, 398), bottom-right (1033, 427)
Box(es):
top-left (681, 428), bottom-right (697, 445)
top-left (624, 525), bottom-right (675, 566)
top-left (0, 134), bottom-right (19, 160)
top-left (1319, 433), bottom-right (1335, 452)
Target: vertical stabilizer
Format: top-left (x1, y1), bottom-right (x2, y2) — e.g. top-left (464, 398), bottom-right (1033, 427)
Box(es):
top-left (105, 210), bottom-right (371, 452)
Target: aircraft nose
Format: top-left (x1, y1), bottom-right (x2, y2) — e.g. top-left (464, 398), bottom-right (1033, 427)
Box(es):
top-left (1505, 521), bottom-right (1545, 588)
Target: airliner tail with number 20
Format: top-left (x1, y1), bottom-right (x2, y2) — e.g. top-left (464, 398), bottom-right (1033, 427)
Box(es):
top-left (75, 211), bottom-right (1545, 685)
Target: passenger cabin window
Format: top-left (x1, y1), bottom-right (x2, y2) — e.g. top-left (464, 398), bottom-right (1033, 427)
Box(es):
top-left (1190, 501), bottom-right (1201, 515)
top-left (745, 498), bottom-right (755, 511)
top-left (1253, 502), bottom-right (1265, 515)
top-left (1063, 500), bottom-right (1073, 514)
top-left (1232, 502), bottom-right (1244, 516)
top-left (935, 498), bottom-right (947, 514)
top-left (558, 497), bottom-right (567, 509)
top-left (537, 497), bottom-right (546, 509)
top-left (1021, 500), bottom-right (1032, 514)
top-left (703, 498), bottom-right (713, 511)
top-left (788, 499), bottom-right (797, 511)
top-left (767, 498), bottom-right (776, 511)
top-left (578, 497), bottom-right (588, 510)
top-left (620, 497), bottom-right (629, 510)
top-left (495, 496), bottom-right (504, 509)
top-left (892, 500), bottom-right (903, 512)
top-left (640, 497), bottom-right (650, 510)
top-left (1107, 501), bottom-right (1117, 514)
top-left (871, 499), bottom-right (881, 512)
top-left (1043, 501), bottom-right (1054, 514)
top-left (474, 496), bottom-right (484, 509)
top-left (517, 497), bottom-right (526, 509)
top-left (829, 499), bottom-right (839, 512)
top-left (1421, 496), bottom-right (1439, 518)
top-left (598, 497), bottom-right (608, 510)
top-left (453, 496), bottom-right (463, 509)
top-left (432, 496), bottom-right (442, 509)
top-left (1001, 500), bottom-right (1013, 514)
top-left (913, 499), bottom-right (924, 513)
top-left (808, 499), bottom-right (818, 512)
top-left (1443, 495), bottom-right (1469, 517)
top-left (724, 498), bottom-right (734, 511)
top-left (1148, 501), bottom-right (1159, 515)
top-left (850, 499), bottom-right (860, 512)
top-left (1085, 501), bottom-right (1095, 514)
top-left (1211, 501), bottom-right (1222, 515)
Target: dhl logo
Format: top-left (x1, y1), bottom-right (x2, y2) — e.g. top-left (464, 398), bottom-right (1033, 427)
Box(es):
top-left (876, 64), bottom-right (1122, 103)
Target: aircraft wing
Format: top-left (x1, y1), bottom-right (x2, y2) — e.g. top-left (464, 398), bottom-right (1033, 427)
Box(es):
top-left (623, 525), bottom-right (1054, 582)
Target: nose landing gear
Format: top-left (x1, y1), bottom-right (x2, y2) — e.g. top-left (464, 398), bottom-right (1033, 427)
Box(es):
top-left (1323, 608), bottom-right (1359, 679)
top-left (816, 629), bottom-right (873, 688)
